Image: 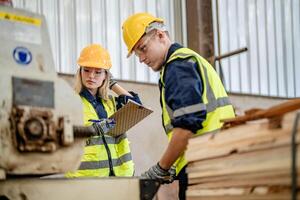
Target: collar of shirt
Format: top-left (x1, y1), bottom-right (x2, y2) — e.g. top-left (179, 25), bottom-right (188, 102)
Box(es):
top-left (80, 87), bottom-right (97, 105)
top-left (80, 87), bottom-right (107, 118)
top-left (159, 43), bottom-right (183, 85)
top-left (163, 43), bottom-right (183, 66)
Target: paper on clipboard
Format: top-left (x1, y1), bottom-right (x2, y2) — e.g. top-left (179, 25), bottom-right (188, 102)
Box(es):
top-left (108, 100), bottom-right (153, 137)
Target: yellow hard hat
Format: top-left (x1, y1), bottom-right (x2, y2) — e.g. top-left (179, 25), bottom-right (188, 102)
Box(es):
top-left (77, 44), bottom-right (112, 69)
top-left (122, 12), bottom-right (163, 57)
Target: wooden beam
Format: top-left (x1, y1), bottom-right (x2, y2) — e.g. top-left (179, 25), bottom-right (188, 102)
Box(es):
top-left (187, 146), bottom-right (300, 178)
top-left (189, 170), bottom-right (293, 188)
top-left (186, 112), bottom-right (299, 162)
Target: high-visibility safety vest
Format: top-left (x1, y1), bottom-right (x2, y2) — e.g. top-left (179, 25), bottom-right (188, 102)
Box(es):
top-left (160, 48), bottom-right (235, 174)
top-left (66, 96), bottom-right (134, 177)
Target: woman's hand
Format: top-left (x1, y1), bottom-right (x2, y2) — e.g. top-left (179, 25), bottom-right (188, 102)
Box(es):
top-left (109, 74), bottom-right (133, 97)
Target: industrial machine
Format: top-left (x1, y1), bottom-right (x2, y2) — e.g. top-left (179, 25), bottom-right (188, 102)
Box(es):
top-left (0, 5), bottom-right (159, 200)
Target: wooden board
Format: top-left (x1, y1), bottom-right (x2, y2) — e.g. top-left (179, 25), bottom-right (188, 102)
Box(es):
top-left (187, 194), bottom-right (295, 200)
top-left (188, 170), bottom-right (294, 188)
top-left (185, 107), bottom-right (300, 200)
top-left (186, 112), bottom-right (299, 162)
top-left (187, 186), bottom-right (293, 199)
top-left (222, 98), bottom-right (300, 126)
top-left (187, 146), bottom-right (300, 178)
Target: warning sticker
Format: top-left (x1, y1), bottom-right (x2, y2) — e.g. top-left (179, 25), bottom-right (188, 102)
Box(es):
top-left (0, 11), bottom-right (41, 26)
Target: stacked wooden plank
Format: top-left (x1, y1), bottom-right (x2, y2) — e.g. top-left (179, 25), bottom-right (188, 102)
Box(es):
top-left (185, 100), bottom-right (300, 200)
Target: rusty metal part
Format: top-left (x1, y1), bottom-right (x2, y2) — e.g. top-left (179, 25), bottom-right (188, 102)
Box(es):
top-left (58, 116), bottom-right (74, 146)
top-left (25, 118), bottom-right (44, 137)
top-left (10, 105), bottom-right (100, 152)
top-left (11, 106), bottom-right (57, 152)
top-left (73, 125), bottom-right (98, 138)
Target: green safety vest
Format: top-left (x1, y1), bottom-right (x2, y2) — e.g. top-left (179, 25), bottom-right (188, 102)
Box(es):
top-left (66, 96), bottom-right (134, 177)
top-left (160, 48), bottom-right (235, 174)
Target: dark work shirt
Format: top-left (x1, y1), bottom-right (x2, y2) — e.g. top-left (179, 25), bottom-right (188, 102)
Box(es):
top-left (80, 88), bottom-right (142, 119)
top-left (159, 43), bottom-right (207, 133)
top-left (80, 88), bottom-right (108, 118)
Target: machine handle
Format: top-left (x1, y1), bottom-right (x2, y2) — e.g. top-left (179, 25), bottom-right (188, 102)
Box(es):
top-left (73, 125), bottom-right (98, 138)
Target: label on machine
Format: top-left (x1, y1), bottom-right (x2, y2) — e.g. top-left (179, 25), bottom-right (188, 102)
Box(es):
top-left (12, 77), bottom-right (54, 108)
top-left (0, 11), bottom-right (42, 44)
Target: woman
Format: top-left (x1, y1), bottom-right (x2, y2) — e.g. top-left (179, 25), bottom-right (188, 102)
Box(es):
top-left (66, 44), bottom-right (141, 177)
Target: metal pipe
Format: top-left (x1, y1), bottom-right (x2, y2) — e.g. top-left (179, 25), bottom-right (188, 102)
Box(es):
top-left (214, 47), bottom-right (248, 61)
top-left (73, 125), bottom-right (97, 138)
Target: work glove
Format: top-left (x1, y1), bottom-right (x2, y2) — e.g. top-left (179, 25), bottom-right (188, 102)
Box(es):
top-left (90, 119), bottom-right (116, 135)
top-left (141, 163), bottom-right (176, 184)
top-left (168, 166), bottom-right (177, 183)
top-left (109, 73), bottom-right (118, 89)
top-left (116, 92), bottom-right (142, 110)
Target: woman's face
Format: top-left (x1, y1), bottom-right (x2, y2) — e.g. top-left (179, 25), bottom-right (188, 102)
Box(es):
top-left (81, 67), bottom-right (106, 94)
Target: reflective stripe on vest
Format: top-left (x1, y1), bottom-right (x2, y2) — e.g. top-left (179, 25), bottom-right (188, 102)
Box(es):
top-left (78, 152), bottom-right (132, 170)
top-left (160, 48), bottom-right (235, 174)
top-left (161, 52), bottom-right (234, 134)
top-left (164, 97), bottom-right (232, 132)
top-left (66, 96), bottom-right (134, 177)
top-left (86, 134), bottom-right (127, 146)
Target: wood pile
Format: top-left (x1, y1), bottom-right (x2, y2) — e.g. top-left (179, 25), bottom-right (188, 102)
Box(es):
top-left (185, 99), bottom-right (300, 200)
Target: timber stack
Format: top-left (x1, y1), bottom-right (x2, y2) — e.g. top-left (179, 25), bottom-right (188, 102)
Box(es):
top-left (185, 99), bottom-right (300, 200)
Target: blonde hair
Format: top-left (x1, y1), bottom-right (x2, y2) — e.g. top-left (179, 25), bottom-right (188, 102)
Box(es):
top-left (74, 67), bottom-right (110, 101)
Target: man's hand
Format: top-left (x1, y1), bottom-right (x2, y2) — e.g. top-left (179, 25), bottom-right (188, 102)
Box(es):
top-left (168, 166), bottom-right (176, 183)
top-left (90, 119), bottom-right (116, 135)
top-left (141, 163), bottom-right (175, 184)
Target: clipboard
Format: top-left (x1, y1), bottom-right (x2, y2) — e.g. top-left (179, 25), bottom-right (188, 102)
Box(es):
top-left (108, 100), bottom-right (153, 137)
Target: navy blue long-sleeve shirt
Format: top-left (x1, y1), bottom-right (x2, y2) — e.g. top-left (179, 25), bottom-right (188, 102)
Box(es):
top-left (159, 43), bottom-right (207, 133)
top-left (80, 88), bottom-right (141, 119)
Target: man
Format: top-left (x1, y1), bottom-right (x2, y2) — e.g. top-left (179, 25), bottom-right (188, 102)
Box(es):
top-left (122, 13), bottom-right (235, 199)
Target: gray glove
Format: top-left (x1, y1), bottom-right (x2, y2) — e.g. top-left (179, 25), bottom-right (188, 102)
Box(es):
top-left (168, 166), bottom-right (176, 183)
top-left (109, 73), bottom-right (117, 89)
top-left (90, 119), bottom-right (116, 135)
top-left (141, 163), bottom-right (175, 184)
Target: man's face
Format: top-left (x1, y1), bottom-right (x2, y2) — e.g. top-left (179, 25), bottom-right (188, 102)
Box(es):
top-left (133, 31), bottom-right (166, 72)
